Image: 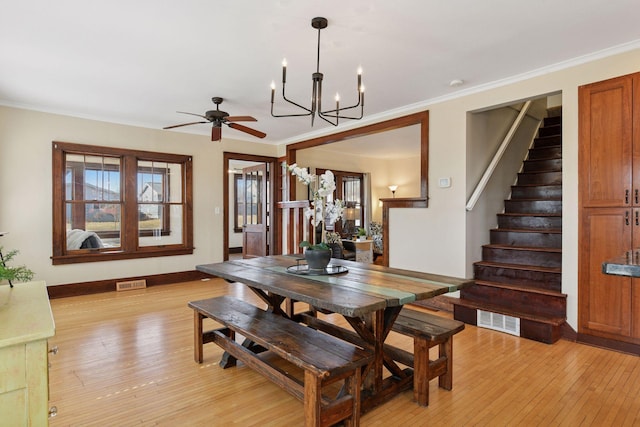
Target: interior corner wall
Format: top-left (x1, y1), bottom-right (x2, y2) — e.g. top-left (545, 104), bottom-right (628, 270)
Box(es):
top-left (0, 106), bottom-right (278, 286)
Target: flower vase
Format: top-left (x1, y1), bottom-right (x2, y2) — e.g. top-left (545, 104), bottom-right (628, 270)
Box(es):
top-left (304, 248), bottom-right (331, 271)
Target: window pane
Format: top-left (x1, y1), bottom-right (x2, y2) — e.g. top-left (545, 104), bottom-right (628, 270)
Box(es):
top-left (65, 202), bottom-right (121, 249)
top-left (66, 154), bottom-right (121, 202)
top-left (139, 204), bottom-right (163, 229)
top-left (138, 205), bottom-right (183, 247)
top-left (167, 163), bottom-right (182, 203)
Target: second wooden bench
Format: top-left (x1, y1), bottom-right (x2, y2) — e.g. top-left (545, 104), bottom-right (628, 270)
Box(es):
top-left (391, 308), bottom-right (465, 407)
top-left (188, 295), bottom-right (374, 427)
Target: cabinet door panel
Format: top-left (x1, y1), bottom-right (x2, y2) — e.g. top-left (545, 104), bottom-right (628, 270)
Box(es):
top-left (579, 75), bottom-right (633, 207)
top-left (579, 208), bottom-right (632, 337)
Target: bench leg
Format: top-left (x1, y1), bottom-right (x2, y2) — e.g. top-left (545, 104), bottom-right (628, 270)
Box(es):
top-left (439, 337), bottom-right (453, 390)
top-left (344, 367), bottom-right (362, 427)
top-left (304, 371), bottom-right (322, 427)
top-left (413, 337), bottom-right (430, 406)
top-left (194, 311), bottom-right (204, 363)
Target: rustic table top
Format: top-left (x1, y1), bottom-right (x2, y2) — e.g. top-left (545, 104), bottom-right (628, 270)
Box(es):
top-left (197, 255), bottom-right (472, 317)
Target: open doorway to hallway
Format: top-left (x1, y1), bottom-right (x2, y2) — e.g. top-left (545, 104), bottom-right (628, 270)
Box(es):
top-left (223, 152), bottom-right (278, 261)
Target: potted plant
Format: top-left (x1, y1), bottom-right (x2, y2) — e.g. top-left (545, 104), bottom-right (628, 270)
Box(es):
top-left (0, 247), bottom-right (34, 287)
top-left (286, 163), bottom-right (345, 271)
top-left (299, 241), bottom-right (332, 271)
top-left (356, 227), bottom-right (367, 241)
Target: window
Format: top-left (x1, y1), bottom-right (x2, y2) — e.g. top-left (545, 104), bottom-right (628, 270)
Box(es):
top-left (52, 142), bottom-right (193, 264)
top-left (233, 174), bottom-right (244, 233)
top-left (316, 168), bottom-right (364, 237)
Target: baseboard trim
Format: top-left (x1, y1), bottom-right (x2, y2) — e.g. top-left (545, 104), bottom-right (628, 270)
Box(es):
top-left (577, 333), bottom-right (640, 356)
top-left (47, 270), bottom-right (211, 299)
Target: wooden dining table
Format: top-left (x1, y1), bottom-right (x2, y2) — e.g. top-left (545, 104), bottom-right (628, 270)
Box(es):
top-left (196, 255), bottom-right (472, 412)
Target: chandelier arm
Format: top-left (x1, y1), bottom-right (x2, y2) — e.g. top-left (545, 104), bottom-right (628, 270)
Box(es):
top-left (319, 104), bottom-right (364, 121)
top-left (320, 95), bottom-right (362, 115)
top-left (316, 112), bottom-right (339, 127)
top-left (272, 83), bottom-right (313, 117)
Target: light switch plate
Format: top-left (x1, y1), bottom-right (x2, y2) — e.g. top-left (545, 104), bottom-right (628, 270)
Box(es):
top-left (438, 177), bottom-right (451, 188)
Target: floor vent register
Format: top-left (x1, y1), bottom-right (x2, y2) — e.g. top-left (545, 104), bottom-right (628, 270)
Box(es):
top-left (477, 309), bottom-right (520, 336)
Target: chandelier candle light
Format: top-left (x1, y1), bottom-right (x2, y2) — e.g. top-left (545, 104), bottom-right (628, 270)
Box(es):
top-left (271, 17), bottom-right (365, 127)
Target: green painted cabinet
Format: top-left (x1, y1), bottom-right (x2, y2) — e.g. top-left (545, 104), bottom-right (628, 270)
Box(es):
top-left (0, 281), bottom-right (55, 425)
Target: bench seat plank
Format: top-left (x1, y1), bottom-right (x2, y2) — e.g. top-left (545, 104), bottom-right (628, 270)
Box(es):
top-left (393, 309), bottom-right (465, 341)
top-left (391, 308), bottom-right (465, 407)
top-left (189, 295), bottom-right (372, 378)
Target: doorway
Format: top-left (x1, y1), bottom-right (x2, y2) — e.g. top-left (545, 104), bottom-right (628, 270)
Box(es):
top-left (223, 152), bottom-right (278, 261)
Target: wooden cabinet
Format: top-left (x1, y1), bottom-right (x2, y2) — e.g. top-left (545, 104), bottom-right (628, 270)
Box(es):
top-left (579, 72), bottom-right (640, 350)
top-left (0, 281), bottom-right (55, 425)
top-left (579, 74), bottom-right (640, 208)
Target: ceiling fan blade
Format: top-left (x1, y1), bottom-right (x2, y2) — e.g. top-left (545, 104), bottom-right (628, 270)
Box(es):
top-left (177, 111), bottom-right (208, 120)
top-left (227, 123), bottom-right (267, 139)
top-left (225, 116), bottom-right (257, 122)
top-left (211, 126), bottom-right (222, 141)
top-left (163, 121), bottom-right (208, 129)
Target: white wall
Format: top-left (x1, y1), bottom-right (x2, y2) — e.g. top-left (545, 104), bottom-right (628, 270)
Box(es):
top-left (0, 106), bottom-right (277, 286)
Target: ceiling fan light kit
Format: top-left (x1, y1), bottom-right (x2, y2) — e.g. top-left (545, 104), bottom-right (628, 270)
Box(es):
top-left (163, 97), bottom-right (266, 141)
top-left (270, 17), bottom-right (365, 127)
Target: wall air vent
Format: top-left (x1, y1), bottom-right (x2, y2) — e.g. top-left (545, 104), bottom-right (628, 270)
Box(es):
top-left (116, 279), bottom-right (147, 291)
top-left (477, 309), bottom-right (520, 336)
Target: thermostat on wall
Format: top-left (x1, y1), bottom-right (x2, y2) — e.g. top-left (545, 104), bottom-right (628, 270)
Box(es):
top-left (438, 177), bottom-right (451, 188)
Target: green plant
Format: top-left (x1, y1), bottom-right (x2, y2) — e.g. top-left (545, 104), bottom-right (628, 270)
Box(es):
top-left (357, 227), bottom-right (367, 237)
top-left (0, 247), bottom-right (34, 283)
top-left (299, 241), bottom-right (330, 251)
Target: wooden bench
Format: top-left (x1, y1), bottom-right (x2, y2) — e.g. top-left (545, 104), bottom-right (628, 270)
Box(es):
top-left (188, 295), bottom-right (374, 427)
top-left (391, 308), bottom-right (465, 407)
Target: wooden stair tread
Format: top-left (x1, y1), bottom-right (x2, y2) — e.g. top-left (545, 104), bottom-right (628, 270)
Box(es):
top-left (511, 183), bottom-right (562, 187)
top-left (474, 261), bottom-right (561, 274)
top-left (518, 168), bottom-right (562, 175)
top-left (518, 169), bottom-right (562, 173)
top-left (473, 280), bottom-right (567, 298)
top-left (505, 197), bottom-right (562, 201)
top-left (484, 244), bottom-right (562, 253)
top-left (497, 212), bottom-right (562, 217)
top-left (453, 298), bottom-right (566, 326)
top-left (530, 144), bottom-right (561, 149)
top-left (493, 227), bottom-right (562, 234)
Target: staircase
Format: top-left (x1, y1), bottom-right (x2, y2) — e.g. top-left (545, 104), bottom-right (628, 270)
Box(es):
top-left (453, 111), bottom-right (566, 344)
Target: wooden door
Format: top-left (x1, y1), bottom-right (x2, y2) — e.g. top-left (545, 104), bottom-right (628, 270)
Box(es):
top-left (242, 163), bottom-right (268, 258)
top-left (578, 74), bottom-right (634, 208)
top-left (579, 208), bottom-right (633, 339)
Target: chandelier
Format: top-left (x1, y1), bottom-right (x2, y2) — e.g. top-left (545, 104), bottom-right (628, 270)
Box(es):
top-left (270, 17), bottom-right (365, 127)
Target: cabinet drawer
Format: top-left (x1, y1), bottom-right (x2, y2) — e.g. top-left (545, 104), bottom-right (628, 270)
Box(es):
top-left (0, 344), bottom-right (26, 393)
top-left (0, 388), bottom-right (27, 425)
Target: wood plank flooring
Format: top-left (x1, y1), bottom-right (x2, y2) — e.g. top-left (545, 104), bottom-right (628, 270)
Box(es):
top-left (48, 279), bottom-right (640, 426)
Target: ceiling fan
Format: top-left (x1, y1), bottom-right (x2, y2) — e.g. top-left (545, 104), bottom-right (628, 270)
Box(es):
top-left (163, 97), bottom-right (266, 141)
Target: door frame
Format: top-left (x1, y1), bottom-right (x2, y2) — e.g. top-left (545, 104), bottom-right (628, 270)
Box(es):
top-left (223, 152), bottom-right (278, 261)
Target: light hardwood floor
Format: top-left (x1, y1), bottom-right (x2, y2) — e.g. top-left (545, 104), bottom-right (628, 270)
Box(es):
top-left (48, 279), bottom-right (640, 426)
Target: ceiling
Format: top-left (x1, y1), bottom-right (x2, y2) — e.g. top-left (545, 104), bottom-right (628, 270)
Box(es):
top-left (2, 1), bottom-right (639, 145)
